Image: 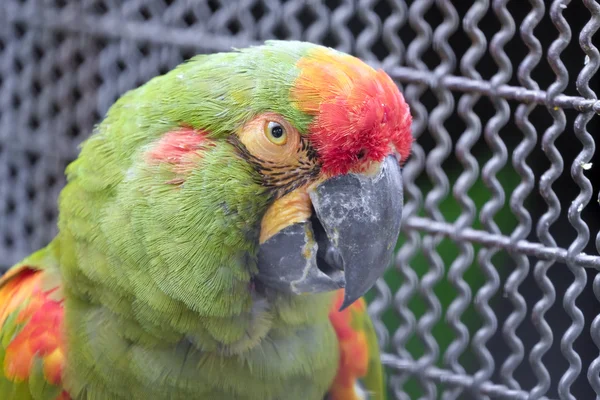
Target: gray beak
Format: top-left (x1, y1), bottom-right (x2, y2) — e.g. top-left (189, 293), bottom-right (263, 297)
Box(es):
top-left (256, 155), bottom-right (403, 310)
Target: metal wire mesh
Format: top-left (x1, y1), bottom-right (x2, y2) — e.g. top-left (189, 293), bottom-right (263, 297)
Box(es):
top-left (1, 0), bottom-right (600, 399)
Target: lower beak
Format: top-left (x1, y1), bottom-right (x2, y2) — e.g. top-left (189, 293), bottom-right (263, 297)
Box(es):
top-left (256, 155), bottom-right (403, 310)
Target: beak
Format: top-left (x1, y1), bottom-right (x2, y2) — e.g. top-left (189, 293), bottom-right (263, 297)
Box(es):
top-left (256, 155), bottom-right (403, 310)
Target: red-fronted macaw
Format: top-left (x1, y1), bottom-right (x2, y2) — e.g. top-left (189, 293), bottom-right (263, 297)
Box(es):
top-left (0, 40), bottom-right (412, 400)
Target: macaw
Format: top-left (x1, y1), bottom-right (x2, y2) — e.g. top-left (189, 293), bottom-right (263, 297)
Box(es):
top-left (0, 40), bottom-right (412, 400)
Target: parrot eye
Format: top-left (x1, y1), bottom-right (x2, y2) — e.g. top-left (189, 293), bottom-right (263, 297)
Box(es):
top-left (239, 113), bottom-right (299, 164)
top-left (265, 121), bottom-right (287, 145)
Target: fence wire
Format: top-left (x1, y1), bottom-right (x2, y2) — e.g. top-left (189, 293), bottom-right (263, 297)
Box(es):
top-left (0, 0), bottom-right (599, 399)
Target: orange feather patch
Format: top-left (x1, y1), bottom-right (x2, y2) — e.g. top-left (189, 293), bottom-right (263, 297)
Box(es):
top-left (0, 267), bottom-right (69, 399)
top-left (292, 48), bottom-right (412, 176)
top-left (328, 290), bottom-right (370, 400)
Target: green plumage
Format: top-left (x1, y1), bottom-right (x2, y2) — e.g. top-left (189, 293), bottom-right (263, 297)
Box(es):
top-left (57, 41), bottom-right (339, 399)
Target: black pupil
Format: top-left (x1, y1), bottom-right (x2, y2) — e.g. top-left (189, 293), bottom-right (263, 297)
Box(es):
top-left (271, 125), bottom-right (284, 138)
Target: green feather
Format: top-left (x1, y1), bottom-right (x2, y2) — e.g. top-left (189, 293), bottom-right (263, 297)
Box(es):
top-left (29, 358), bottom-right (62, 400)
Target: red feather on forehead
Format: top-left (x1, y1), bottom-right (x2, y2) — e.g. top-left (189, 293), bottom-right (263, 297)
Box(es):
top-left (292, 48), bottom-right (412, 176)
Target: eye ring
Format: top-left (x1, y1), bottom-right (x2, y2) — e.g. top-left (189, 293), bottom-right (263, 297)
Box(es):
top-left (265, 121), bottom-right (287, 145)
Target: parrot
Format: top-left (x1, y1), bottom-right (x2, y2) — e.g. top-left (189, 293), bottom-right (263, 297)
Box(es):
top-left (0, 40), bottom-right (412, 400)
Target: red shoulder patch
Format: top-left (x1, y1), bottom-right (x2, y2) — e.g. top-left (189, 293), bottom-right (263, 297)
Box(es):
top-left (328, 289), bottom-right (369, 400)
top-left (0, 267), bottom-right (69, 399)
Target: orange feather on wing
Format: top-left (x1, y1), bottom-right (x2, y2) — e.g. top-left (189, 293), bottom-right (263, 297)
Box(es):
top-left (328, 290), bottom-right (371, 400)
top-left (0, 266), bottom-right (69, 399)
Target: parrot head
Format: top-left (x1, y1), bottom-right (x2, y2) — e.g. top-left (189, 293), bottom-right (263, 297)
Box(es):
top-left (68, 41), bottom-right (412, 312)
top-left (253, 45), bottom-right (412, 309)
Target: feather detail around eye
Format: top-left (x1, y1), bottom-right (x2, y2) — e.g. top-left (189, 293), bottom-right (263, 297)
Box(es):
top-left (232, 113), bottom-right (321, 199)
top-left (228, 135), bottom-right (320, 199)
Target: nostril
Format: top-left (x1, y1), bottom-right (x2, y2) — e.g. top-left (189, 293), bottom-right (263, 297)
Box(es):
top-left (311, 211), bottom-right (344, 283)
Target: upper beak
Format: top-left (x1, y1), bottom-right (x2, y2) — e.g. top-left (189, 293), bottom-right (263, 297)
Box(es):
top-left (256, 155), bottom-right (403, 310)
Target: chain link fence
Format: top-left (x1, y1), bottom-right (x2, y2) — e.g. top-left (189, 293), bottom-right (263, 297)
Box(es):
top-left (1, 0), bottom-right (599, 399)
